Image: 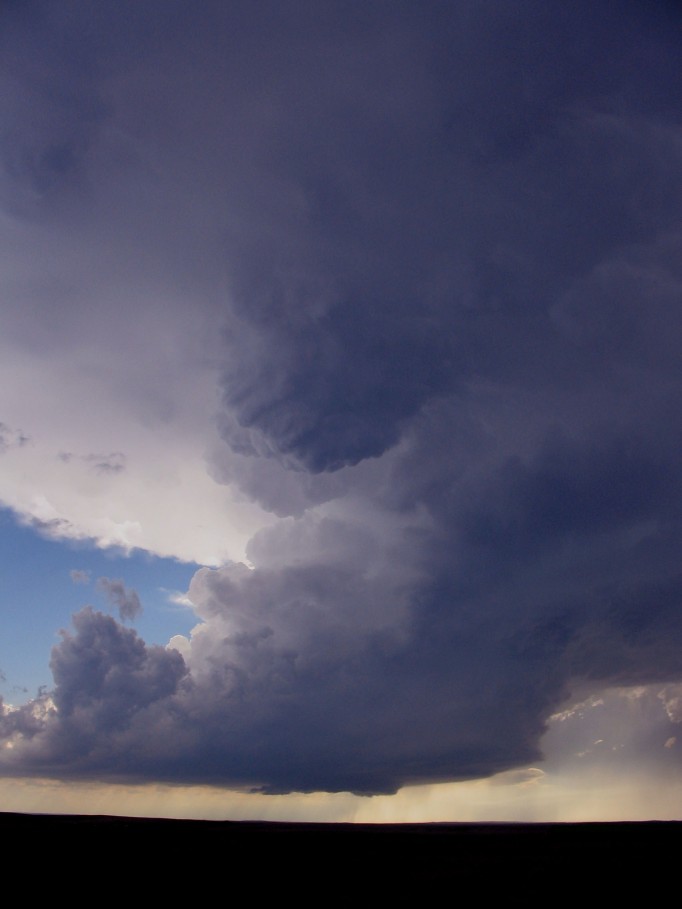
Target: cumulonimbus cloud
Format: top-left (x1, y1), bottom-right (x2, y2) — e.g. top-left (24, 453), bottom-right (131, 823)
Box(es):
top-left (2, 0), bottom-right (682, 794)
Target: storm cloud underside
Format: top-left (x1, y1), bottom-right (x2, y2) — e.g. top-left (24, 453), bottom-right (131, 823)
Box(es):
top-left (2, 1), bottom-right (682, 794)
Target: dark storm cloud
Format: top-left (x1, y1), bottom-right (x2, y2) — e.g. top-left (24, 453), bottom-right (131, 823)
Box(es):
top-left (97, 578), bottom-right (142, 622)
top-left (1, 610), bottom-right (187, 774)
top-left (213, 0), bottom-right (682, 472)
top-left (2, 0), bottom-right (682, 793)
top-left (0, 1), bottom-right (108, 215)
top-left (49, 609), bottom-right (183, 728)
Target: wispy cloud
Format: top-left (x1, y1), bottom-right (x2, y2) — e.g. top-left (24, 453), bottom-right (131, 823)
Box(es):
top-left (97, 578), bottom-right (142, 622)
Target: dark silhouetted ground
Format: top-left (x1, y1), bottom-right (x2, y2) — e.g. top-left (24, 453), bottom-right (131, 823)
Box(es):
top-left (2, 812), bottom-right (675, 898)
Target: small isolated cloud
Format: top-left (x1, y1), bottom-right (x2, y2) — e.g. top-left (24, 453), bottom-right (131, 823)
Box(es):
top-left (658, 685), bottom-right (682, 723)
top-left (549, 697), bottom-right (606, 724)
top-left (490, 768), bottom-right (546, 788)
top-left (0, 422), bottom-right (29, 453)
top-left (69, 569), bottom-right (91, 585)
top-left (163, 589), bottom-right (194, 608)
top-left (58, 451), bottom-right (126, 475)
top-left (97, 577), bottom-right (142, 622)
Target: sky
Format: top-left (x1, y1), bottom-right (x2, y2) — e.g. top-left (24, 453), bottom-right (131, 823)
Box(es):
top-left (1, 0), bottom-right (682, 822)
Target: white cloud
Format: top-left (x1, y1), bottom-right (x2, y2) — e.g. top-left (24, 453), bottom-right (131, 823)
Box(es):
top-left (658, 685), bottom-right (682, 723)
top-left (0, 339), bottom-right (274, 565)
top-left (164, 590), bottom-right (194, 608)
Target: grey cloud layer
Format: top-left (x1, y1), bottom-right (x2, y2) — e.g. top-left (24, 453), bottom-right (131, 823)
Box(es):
top-left (2, 1), bottom-right (682, 793)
